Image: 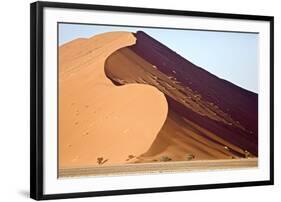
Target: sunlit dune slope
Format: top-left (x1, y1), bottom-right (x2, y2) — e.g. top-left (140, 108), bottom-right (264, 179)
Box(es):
top-left (59, 32), bottom-right (168, 168)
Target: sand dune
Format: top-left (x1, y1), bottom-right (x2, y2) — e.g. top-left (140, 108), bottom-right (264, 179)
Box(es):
top-left (105, 47), bottom-right (245, 162)
top-left (129, 31), bottom-right (258, 156)
top-left (59, 30), bottom-right (258, 174)
top-left (104, 32), bottom-right (258, 163)
top-left (59, 32), bottom-right (168, 168)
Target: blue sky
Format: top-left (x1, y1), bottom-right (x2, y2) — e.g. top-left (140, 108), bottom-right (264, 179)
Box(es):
top-left (59, 23), bottom-right (258, 93)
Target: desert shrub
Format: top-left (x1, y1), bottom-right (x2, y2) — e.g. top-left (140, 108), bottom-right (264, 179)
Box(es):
top-left (97, 157), bottom-right (108, 165)
top-left (186, 153), bottom-right (195, 161)
top-left (97, 157), bottom-right (103, 165)
top-left (244, 150), bottom-right (251, 158)
top-left (160, 156), bottom-right (172, 162)
top-left (126, 154), bottom-right (135, 161)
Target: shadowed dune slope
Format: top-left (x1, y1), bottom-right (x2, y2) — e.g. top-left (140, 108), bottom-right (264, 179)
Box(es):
top-left (59, 32), bottom-right (168, 168)
top-left (105, 31), bottom-right (258, 162)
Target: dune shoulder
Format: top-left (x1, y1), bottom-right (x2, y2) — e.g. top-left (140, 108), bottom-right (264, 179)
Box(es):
top-left (59, 31), bottom-right (168, 168)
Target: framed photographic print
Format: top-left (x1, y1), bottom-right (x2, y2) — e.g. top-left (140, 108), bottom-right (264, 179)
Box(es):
top-left (30, 1), bottom-right (274, 200)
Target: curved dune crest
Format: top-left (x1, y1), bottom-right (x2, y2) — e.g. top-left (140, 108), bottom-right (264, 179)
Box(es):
top-left (105, 47), bottom-right (241, 161)
top-left (129, 31), bottom-right (258, 156)
top-left (105, 31), bottom-right (258, 163)
top-left (59, 32), bottom-right (168, 168)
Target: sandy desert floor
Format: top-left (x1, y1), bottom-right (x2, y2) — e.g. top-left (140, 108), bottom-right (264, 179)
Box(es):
top-left (59, 158), bottom-right (258, 178)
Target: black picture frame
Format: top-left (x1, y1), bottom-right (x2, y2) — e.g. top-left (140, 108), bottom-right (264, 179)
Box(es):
top-left (30, 1), bottom-right (274, 200)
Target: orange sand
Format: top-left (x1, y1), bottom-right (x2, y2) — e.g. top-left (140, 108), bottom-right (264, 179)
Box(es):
top-left (59, 32), bottom-right (168, 168)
